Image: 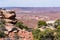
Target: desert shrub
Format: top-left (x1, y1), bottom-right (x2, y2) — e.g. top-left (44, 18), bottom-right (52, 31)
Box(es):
top-left (54, 29), bottom-right (60, 40)
top-left (1, 19), bottom-right (5, 24)
top-left (0, 19), bottom-right (5, 28)
top-left (38, 20), bottom-right (47, 28)
top-left (15, 21), bottom-right (28, 30)
top-left (32, 28), bottom-right (55, 40)
top-left (15, 22), bottom-right (24, 29)
top-left (41, 29), bottom-right (54, 40)
top-left (32, 28), bottom-right (41, 40)
top-left (23, 25), bottom-right (29, 30)
top-left (0, 23), bottom-right (4, 28)
top-left (57, 25), bottom-right (60, 29)
top-left (54, 19), bottom-right (60, 28)
top-left (0, 31), bottom-right (6, 38)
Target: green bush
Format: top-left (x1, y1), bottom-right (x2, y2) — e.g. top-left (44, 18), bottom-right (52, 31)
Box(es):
top-left (0, 24), bottom-right (4, 28)
top-left (55, 19), bottom-right (60, 28)
top-left (0, 19), bottom-right (5, 24)
top-left (38, 20), bottom-right (46, 28)
top-left (0, 31), bottom-right (6, 38)
top-left (23, 25), bottom-right (29, 30)
top-left (0, 19), bottom-right (5, 28)
top-left (15, 22), bottom-right (24, 29)
top-left (32, 28), bottom-right (41, 40)
top-left (57, 25), bottom-right (60, 29)
top-left (15, 21), bottom-right (28, 30)
top-left (55, 19), bottom-right (60, 24)
top-left (54, 29), bottom-right (60, 40)
top-left (32, 28), bottom-right (55, 40)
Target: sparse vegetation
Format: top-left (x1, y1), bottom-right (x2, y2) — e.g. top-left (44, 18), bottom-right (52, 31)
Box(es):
top-left (32, 28), bottom-right (40, 40)
top-left (32, 28), bottom-right (55, 40)
top-left (15, 21), bottom-right (24, 29)
top-left (32, 20), bottom-right (60, 40)
top-left (1, 19), bottom-right (5, 24)
top-left (38, 20), bottom-right (47, 28)
top-left (0, 31), bottom-right (7, 38)
top-left (55, 19), bottom-right (60, 28)
top-left (0, 19), bottom-right (5, 28)
top-left (57, 25), bottom-right (60, 29)
top-left (15, 21), bottom-right (29, 30)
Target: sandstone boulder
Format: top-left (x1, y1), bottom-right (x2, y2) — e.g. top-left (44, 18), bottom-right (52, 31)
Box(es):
top-left (4, 19), bottom-right (17, 23)
top-left (5, 23), bottom-right (15, 31)
top-left (1, 10), bottom-right (16, 19)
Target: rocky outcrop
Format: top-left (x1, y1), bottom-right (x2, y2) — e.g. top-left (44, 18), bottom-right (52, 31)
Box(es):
top-left (0, 9), bottom-right (33, 40)
top-left (0, 9), bottom-right (17, 24)
top-left (1, 10), bottom-right (16, 19)
top-left (0, 9), bottom-right (17, 31)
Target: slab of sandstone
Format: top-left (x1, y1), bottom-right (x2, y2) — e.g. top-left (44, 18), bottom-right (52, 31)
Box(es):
top-left (4, 19), bottom-right (17, 23)
top-left (1, 10), bottom-right (16, 19)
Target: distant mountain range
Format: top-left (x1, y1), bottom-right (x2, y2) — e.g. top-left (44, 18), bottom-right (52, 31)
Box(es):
top-left (1, 7), bottom-right (60, 11)
top-left (0, 7), bottom-right (60, 14)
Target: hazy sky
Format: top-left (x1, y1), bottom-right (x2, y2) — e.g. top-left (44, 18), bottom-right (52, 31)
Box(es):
top-left (0, 0), bottom-right (60, 7)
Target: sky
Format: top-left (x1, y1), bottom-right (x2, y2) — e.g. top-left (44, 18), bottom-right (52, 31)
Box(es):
top-left (0, 0), bottom-right (60, 7)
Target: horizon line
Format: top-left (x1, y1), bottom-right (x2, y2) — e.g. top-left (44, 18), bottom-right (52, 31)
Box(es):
top-left (0, 7), bottom-right (60, 8)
